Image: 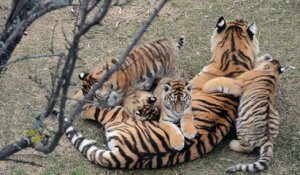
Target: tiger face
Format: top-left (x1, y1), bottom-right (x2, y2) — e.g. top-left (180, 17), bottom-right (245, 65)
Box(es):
top-left (79, 70), bottom-right (121, 105)
top-left (158, 78), bottom-right (193, 121)
top-left (123, 91), bottom-right (160, 121)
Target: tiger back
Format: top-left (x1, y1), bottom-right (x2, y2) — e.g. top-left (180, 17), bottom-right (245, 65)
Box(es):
top-left (73, 37), bottom-right (185, 106)
top-left (202, 54), bottom-right (282, 173)
top-left (61, 17), bottom-right (261, 169)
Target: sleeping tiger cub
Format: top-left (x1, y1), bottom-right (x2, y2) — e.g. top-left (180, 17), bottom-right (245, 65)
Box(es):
top-left (84, 89), bottom-right (159, 121)
top-left (154, 77), bottom-right (196, 150)
top-left (73, 36), bottom-right (185, 106)
top-left (202, 54), bottom-right (283, 173)
top-left (122, 90), bottom-right (159, 121)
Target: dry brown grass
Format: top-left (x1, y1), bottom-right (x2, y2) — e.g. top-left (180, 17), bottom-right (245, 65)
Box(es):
top-left (0, 0), bottom-right (299, 174)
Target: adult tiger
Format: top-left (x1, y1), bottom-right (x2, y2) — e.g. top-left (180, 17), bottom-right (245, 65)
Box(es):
top-left (62, 17), bottom-right (260, 169)
top-left (72, 37), bottom-right (185, 106)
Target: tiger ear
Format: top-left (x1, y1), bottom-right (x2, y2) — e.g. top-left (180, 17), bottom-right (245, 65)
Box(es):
top-left (135, 110), bottom-right (142, 116)
top-left (279, 67), bottom-right (285, 74)
top-left (255, 54), bottom-right (273, 65)
top-left (264, 54), bottom-right (273, 61)
top-left (78, 72), bottom-right (88, 80)
top-left (186, 84), bottom-right (193, 92)
top-left (163, 84), bottom-right (171, 93)
top-left (247, 23), bottom-right (257, 40)
top-left (147, 96), bottom-right (157, 104)
top-left (216, 16), bottom-right (226, 33)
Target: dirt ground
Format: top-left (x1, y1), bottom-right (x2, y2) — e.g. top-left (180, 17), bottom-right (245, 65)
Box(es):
top-left (0, 0), bottom-right (299, 174)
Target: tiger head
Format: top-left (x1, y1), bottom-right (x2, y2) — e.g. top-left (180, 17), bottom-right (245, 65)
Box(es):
top-left (71, 72), bottom-right (95, 104)
top-left (157, 78), bottom-right (193, 120)
top-left (78, 71), bottom-right (117, 104)
top-left (210, 16), bottom-right (259, 56)
top-left (254, 54), bottom-right (283, 74)
top-left (78, 72), bottom-right (94, 96)
top-left (195, 16), bottom-right (261, 80)
top-left (123, 91), bottom-right (160, 121)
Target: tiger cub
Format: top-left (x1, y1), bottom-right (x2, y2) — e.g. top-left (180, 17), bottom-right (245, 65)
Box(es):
top-left (202, 54), bottom-right (283, 173)
top-left (83, 89), bottom-right (159, 121)
top-left (154, 77), bottom-right (196, 150)
top-left (73, 37), bottom-right (185, 106)
top-left (122, 90), bottom-right (159, 121)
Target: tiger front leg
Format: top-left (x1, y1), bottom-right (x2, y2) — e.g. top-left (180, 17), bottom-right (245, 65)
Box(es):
top-left (180, 113), bottom-right (197, 139)
top-left (202, 77), bottom-right (242, 97)
top-left (160, 121), bottom-right (185, 151)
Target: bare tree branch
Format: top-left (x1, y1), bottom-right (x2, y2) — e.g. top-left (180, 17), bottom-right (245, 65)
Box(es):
top-left (33, 0), bottom-right (112, 153)
top-left (0, 0), bottom-right (73, 72)
top-left (50, 20), bottom-right (59, 53)
top-left (0, 53), bottom-right (63, 69)
top-left (3, 158), bottom-right (43, 167)
top-left (0, 137), bottom-right (31, 160)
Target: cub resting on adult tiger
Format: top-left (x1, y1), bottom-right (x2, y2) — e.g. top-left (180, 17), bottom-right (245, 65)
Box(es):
top-left (202, 54), bottom-right (285, 173)
top-left (153, 77), bottom-right (196, 150)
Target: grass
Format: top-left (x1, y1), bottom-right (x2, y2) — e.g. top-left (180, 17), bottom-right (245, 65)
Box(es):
top-left (0, 0), bottom-right (300, 174)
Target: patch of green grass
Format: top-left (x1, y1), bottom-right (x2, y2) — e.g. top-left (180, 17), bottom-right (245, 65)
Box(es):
top-left (10, 165), bottom-right (26, 175)
top-left (0, 0), bottom-right (299, 174)
top-left (40, 169), bottom-right (57, 175)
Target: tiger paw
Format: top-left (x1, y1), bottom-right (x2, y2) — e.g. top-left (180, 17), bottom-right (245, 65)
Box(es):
top-left (170, 134), bottom-right (185, 151)
top-left (181, 125), bottom-right (197, 139)
top-left (229, 140), bottom-right (253, 153)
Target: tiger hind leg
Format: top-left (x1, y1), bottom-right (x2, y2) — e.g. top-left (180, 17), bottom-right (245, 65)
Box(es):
top-left (202, 77), bottom-right (242, 97)
top-left (268, 103), bottom-right (280, 139)
top-left (229, 140), bottom-right (254, 153)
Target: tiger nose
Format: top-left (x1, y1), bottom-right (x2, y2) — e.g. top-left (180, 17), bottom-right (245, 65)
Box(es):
top-left (148, 96), bottom-right (157, 104)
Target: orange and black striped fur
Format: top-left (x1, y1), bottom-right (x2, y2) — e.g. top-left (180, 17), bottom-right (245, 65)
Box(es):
top-left (73, 37), bottom-right (185, 106)
top-left (202, 55), bottom-right (282, 173)
top-left (154, 77), bottom-right (196, 150)
top-left (62, 17), bottom-right (260, 169)
top-left (122, 90), bottom-right (159, 121)
top-left (190, 17), bottom-right (259, 90)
